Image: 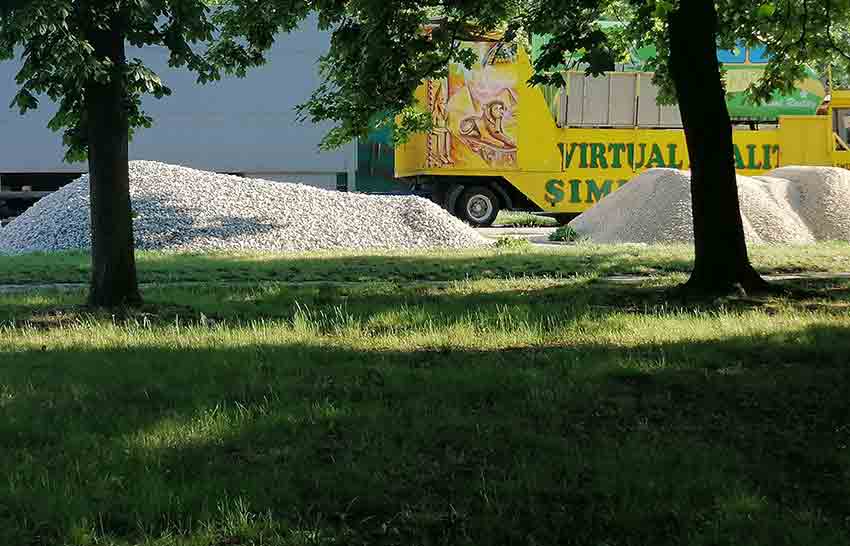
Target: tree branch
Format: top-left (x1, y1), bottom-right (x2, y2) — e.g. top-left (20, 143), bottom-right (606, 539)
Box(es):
top-left (824, 0), bottom-right (850, 64)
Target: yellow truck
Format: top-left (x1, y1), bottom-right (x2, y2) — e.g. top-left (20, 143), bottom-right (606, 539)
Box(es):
top-left (392, 38), bottom-right (850, 225)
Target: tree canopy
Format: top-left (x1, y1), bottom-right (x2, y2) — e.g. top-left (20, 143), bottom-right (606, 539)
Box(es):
top-left (6, 1), bottom-right (849, 162)
top-left (267, 0), bottom-right (850, 146)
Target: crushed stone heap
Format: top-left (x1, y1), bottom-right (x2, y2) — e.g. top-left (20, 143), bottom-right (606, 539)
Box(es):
top-left (570, 166), bottom-right (850, 244)
top-left (0, 161), bottom-right (489, 254)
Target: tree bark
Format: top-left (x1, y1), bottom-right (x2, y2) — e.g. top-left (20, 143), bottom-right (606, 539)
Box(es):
top-left (668, 0), bottom-right (771, 296)
top-left (85, 22), bottom-right (141, 307)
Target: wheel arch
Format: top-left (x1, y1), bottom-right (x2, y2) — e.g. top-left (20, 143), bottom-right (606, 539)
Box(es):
top-left (425, 176), bottom-right (540, 213)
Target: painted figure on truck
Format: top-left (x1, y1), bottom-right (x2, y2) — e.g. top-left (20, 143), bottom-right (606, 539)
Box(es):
top-left (458, 100), bottom-right (517, 164)
top-left (425, 41), bottom-right (519, 170)
top-left (394, 36), bottom-right (849, 226)
top-left (427, 80), bottom-right (453, 167)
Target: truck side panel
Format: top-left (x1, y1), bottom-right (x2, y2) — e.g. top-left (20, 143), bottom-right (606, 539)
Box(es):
top-left (778, 116), bottom-right (832, 167)
top-left (506, 129), bottom-right (782, 213)
top-left (397, 39), bottom-right (835, 215)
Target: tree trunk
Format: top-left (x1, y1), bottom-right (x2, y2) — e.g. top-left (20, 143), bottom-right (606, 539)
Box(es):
top-left (668, 0), bottom-right (771, 296)
top-left (85, 23), bottom-right (141, 307)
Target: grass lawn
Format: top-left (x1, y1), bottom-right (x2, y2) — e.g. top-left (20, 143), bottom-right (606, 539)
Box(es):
top-left (1, 244), bottom-right (850, 545)
top-left (2, 241), bottom-right (850, 285)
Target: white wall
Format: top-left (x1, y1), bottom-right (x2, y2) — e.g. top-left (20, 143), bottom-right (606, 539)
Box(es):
top-left (250, 173), bottom-right (339, 191)
top-left (0, 15), bottom-right (354, 186)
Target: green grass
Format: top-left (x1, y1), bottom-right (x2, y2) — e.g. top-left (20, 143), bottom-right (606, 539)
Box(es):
top-left (493, 210), bottom-right (558, 227)
top-left (2, 241), bottom-right (850, 285)
top-left (2, 246), bottom-right (850, 545)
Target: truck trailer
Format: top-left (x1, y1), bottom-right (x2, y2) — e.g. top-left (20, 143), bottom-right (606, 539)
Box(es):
top-left (0, 16), bottom-right (357, 223)
top-left (392, 38), bottom-right (849, 226)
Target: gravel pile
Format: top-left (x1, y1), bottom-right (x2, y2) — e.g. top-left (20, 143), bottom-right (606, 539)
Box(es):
top-left (0, 161), bottom-right (489, 254)
top-left (570, 167), bottom-right (850, 244)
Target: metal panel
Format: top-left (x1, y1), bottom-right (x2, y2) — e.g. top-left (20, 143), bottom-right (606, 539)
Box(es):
top-left (566, 73), bottom-right (586, 126)
top-left (659, 103), bottom-right (683, 127)
top-left (557, 86), bottom-right (568, 127)
top-left (582, 75), bottom-right (610, 126)
top-left (0, 14), bottom-right (354, 178)
top-left (609, 73), bottom-right (637, 126)
top-left (637, 75), bottom-right (662, 127)
top-left (563, 70), bottom-right (684, 128)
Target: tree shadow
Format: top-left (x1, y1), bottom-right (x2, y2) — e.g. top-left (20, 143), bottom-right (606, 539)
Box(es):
top-left (2, 322), bottom-right (850, 544)
top-left (153, 275), bottom-right (850, 325)
top-left (140, 246), bottom-right (698, 283)
top-left (0, 244), bottom-right (700, 285)
top-left (130, 193), bottom-right (281, 251)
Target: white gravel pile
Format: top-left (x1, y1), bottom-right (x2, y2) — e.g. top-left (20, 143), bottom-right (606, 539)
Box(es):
top-left (0, 161), bottom-right (489, 254)
top-left (570, 167), bottom-right (850, 244)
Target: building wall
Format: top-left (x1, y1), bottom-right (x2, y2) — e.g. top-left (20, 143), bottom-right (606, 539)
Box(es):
top-left (0, 16), bottom-right (355, 188)
top-left (250, 173), bottom-right (339, 191)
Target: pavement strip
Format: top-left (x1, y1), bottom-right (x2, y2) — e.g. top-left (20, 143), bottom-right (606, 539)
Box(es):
top-left (477, 226), bottom-right (558, 246)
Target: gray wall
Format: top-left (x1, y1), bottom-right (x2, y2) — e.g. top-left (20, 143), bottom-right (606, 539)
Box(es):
top-left (0, 16), bottom-right (355, 181)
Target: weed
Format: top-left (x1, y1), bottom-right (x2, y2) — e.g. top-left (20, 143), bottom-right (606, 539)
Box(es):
top-left (493, 236), bottom-right (531, 249)
top-left (549, 225), bottom-right (582, 242)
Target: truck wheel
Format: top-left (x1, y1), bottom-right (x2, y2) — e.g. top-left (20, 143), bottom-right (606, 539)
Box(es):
top-left (457, 186), bottom-right (500, 227)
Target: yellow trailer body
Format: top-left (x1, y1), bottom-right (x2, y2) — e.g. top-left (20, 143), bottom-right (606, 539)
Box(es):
top-left (395, 39), bottom-right (849, 222)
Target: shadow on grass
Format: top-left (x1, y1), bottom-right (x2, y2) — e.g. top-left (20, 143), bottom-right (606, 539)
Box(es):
top-left (123, 275), bottom-right (850, 326)
top-left (2, 324), bottom-right (849, 545)
top-left (144, 247), bottom-right (697, 282)
top-left (0, 274), bottom-right (671, 327)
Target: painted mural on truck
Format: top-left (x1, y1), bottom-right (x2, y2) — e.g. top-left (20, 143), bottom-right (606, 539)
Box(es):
top-left (426, 41), bottom-right (519, 169)
top-left (654, 43), bottom-right (824, 119)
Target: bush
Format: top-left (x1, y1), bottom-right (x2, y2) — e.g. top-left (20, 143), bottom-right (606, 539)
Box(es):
top-left (549, 225), bottom-right (581, 242)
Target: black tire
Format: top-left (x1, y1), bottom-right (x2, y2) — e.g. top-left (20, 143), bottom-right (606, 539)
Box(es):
top-left (430, 182), bottom-right (449, 210)
top-left (456, 186), bottom-right (500, 227)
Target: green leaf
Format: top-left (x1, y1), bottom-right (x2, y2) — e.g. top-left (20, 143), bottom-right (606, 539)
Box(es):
top-left (653, 0), bottom-right (675, 18)
top-left (11, 88), bottom-right (38, 113)
top-left (757, 3), bottom-right (776, 18)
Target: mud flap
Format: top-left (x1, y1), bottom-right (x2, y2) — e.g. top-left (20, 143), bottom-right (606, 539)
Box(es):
top-left (487, 181), bottom-right (513, 211)
top-left (445, 183), bottom-right (466, 214)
